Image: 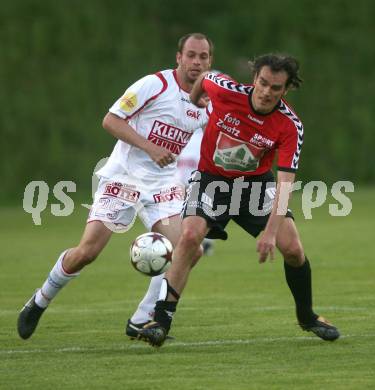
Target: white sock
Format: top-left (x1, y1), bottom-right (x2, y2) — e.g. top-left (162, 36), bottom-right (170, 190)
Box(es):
top-left (130, 273), bottom-right (164, 324)
top-left (35, 250), bottom-right (80, 308)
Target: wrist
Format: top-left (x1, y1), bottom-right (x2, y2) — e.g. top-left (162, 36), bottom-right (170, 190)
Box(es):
top-left (142, 140), bottom-right (154, 153)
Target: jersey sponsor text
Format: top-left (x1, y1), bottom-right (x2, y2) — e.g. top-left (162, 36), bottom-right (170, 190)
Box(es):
top-left (153, 186), bottom-right (185, 203)
top-left (103, 182), bottom-right (140, 203)
top-left (148, 120), bottom-right (192, 155)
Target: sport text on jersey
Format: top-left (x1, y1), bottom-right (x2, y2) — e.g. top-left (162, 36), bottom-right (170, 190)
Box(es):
top-left (250, 133), bottom-right (275, 148)
top-left (148, 120), bottom-right (192, 155)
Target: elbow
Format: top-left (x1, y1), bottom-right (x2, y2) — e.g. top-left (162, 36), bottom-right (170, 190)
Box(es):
top-left (102, 112), bottom-right (116, 135)
top-left (102, 113), bottom-right (110, 131)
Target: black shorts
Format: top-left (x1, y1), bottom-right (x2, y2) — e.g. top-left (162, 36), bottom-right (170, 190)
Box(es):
top-left (182, 170), bottom-right (294, 240)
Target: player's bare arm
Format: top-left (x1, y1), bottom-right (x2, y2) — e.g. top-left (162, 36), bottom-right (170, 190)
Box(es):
top-left (257, 170), bottom-right (295, 263)
top-left (102, 112), bottom-right (175, 168)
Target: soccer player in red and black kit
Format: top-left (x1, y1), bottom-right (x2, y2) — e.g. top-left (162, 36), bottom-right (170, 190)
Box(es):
top-left (137, 54), bottom-right (340, 347)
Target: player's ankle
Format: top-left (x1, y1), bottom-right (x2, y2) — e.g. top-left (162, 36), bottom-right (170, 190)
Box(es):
top-left (154, 300), bottom-right (177, 332)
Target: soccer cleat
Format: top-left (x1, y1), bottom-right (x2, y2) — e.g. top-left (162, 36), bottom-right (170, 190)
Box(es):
top-left (17, 291), bottom-right (46, 340)
top-left (137, 321), bottom-right (167, 347)
top-left (126, 319), bottom-right (174, 340)
top-left (300, 316), bottom-right (340, 341)
top-left (126, 319), bottom-right (152, 339)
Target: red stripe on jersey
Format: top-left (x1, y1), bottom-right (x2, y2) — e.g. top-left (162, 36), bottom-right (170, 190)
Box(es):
top-left (125, 72), bottom-right (168, 121)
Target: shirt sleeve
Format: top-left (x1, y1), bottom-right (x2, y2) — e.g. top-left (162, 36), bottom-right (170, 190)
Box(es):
top-left (109, 74), bottom-right (165, 119)
top-left (202, 73), bottom-right (245, 110)
top-left (277, 121), bottom-right (304, 172)
top-left (201, 72), bottom-right (228, 102)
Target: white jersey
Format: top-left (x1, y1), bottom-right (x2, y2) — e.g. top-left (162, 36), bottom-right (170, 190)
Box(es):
top-left (174, 128), bottom-right (203, 186)
top-left (97, 69), bottom-right (210, 183)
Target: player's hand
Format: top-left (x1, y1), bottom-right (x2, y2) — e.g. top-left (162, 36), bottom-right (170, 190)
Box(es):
top-left (145, 142), bottom-right (175, 168)
top-left (194, 94), bottom-right (210, 108)
top-left (256, 232), bottom-right (276, 263)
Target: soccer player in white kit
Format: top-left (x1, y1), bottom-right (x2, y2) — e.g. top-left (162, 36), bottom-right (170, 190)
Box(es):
top-left (17, 33), bottom-right (213, 340)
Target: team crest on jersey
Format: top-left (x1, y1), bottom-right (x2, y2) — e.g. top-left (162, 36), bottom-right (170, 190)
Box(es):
top-left (213, 132), bottom-right (266, 172)
top-left (148, 120), bottom-right (192, 155)
top-left (119, 92), bottom-right (138, 113)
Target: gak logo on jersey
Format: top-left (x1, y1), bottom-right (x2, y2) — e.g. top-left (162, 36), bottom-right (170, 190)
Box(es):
top-left (148, 120), bottom-right (192, 155)
top-left (186, 109), bottom-right (201, 120)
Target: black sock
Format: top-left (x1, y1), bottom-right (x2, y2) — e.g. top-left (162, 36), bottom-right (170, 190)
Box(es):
top-left (284, 257), bottom-right (317, 324)
top-left (154, 300), bottom-right (177, 332)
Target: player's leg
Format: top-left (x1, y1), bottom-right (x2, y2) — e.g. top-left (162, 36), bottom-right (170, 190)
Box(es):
top-left (36, 221), bottom-right (112, 307)
top-left (137, 171), bottom-right (226, 347)
top-left (17, 221), bottom-right (113, 339)
top-left (138, 215), bottom-right (209, 346)
top-left (127, 213), bottom-right (204, 338)
top-left (125, 181), bottom-right (184, 336)
top-left (154, 215), bottom-right (204, 266)
top-left (127, 215), bottom-right (187, 335)
top-left (276, 217), bottom-right (311, 320)
top-left (163, 215), bottom-right (208, 294)
top-left (276, 217), bottom-right (340, 341)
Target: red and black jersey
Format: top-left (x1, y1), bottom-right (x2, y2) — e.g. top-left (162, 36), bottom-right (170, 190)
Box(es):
top-left (198, 73), bottom-right (304, 178)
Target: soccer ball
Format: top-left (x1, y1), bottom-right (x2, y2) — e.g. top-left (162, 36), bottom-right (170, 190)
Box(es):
top-left (130, 232), bottom-right (173, 276)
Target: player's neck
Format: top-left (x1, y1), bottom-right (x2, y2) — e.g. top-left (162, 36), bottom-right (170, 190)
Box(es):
top-left (174, 69), bottom-right (193, 93)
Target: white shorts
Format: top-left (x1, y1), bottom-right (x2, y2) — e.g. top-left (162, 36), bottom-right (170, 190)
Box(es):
top-left (88, 177), bottom-right (185, 232)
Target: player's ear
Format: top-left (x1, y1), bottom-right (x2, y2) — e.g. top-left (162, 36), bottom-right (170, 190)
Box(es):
top-left (176, 51), bottom-right (182, 66)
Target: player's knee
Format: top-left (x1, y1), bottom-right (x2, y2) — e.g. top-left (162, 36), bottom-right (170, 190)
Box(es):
top-left (181, 227), bottom-right (203, 250)
top-left (281, 241), bottom-right (304, 266)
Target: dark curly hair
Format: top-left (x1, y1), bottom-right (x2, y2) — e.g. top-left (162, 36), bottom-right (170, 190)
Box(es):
top-left (248, 54), bottom-right (303, 89)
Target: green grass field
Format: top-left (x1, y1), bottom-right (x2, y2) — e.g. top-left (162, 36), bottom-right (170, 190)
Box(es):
top-left (1, 188), bottom-right (374, 389)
